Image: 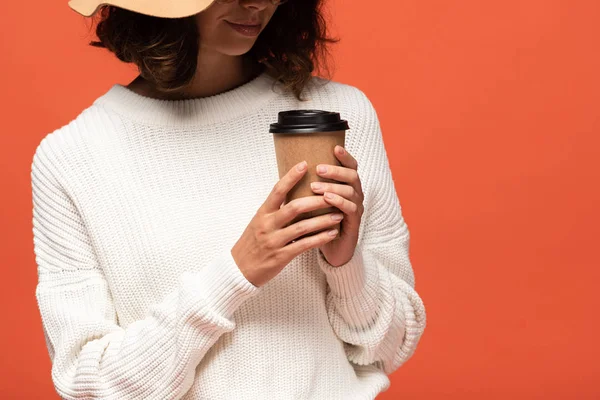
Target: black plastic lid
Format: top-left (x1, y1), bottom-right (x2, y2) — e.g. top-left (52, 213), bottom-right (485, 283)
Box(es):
top-left (269, 110), bottom-right (349, 134)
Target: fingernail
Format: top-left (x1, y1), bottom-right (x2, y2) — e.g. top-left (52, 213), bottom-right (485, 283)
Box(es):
top-left (331, 213), bottom-right (344, 221)
top-left (317, 165), bottom-right (327, 174)
top-left (311, 182), bottom-right (322, 190)
top-left (337, 146), bottom-right (345, 155)
top-left (297, 161), bottom-right (307, 171)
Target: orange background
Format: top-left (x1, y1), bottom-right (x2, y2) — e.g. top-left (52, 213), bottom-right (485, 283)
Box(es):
top-left (1, 0), bottom-right (599, 398)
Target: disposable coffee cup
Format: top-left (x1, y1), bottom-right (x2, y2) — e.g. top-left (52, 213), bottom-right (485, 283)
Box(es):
top-left (270, 110), bottom-right (349, 241)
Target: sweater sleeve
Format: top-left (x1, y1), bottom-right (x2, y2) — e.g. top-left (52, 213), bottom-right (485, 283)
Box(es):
top-left (315, 90), bottom-right (426, 375)
top-left (31, 139), bottom-right (261, 399)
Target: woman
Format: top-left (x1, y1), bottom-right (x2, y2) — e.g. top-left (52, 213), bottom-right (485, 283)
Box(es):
top-left (31, 0), bottom-right (426, 398)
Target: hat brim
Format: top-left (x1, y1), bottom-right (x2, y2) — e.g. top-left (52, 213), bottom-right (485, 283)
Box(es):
top-left (68, 0), bottom-right (214, 18)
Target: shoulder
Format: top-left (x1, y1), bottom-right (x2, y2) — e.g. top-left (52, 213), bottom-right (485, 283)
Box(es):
top-left (32, 82), bottom-right (120, 161)
top-left (306, 75), bottom-right (376, 109)
top-left (304, 75), bottom-right (379, 126)
top-left (31, 81), bottom-right (121, 166)
top-left (31, 103), bottom-right (105, 186)
top-left (32, 106), bottom-right (91, 158)
top-left (302, 75), bottom-right (382, 144)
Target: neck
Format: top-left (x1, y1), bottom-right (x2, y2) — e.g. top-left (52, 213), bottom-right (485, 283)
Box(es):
top-left (127, 52), bottom-right (268, 101)
top-left (96, 69), bottom-right (280, 127)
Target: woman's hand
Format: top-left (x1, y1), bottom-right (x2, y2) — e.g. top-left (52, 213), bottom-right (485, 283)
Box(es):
top-left (231, 161), bottom-right (341, 287)
top-left (312, 145), bottom-right (365, 267)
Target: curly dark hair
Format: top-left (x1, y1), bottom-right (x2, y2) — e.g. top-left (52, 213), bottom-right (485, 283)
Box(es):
top-left (87, 1), bottom-right (339, 101)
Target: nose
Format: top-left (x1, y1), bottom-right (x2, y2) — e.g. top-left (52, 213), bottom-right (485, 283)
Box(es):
top-left (239, 0), bottom-right (270, 11)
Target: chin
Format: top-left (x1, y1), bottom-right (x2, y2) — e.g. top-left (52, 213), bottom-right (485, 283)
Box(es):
top-left (219, 45), bottom-right (256, 57)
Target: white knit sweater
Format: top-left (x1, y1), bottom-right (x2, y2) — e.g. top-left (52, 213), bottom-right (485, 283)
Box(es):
top-left (31, 71), bottom-right (426, 400)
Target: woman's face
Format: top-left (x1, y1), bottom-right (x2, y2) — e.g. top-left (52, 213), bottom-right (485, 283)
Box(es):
top-left (195, 0), bottom-right (280, 57)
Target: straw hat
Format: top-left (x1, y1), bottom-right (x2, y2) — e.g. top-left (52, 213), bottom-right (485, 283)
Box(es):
top-left (68, 0), bottom-right (215, 18)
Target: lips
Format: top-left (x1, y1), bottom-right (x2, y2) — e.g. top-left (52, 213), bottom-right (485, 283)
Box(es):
top-left (225, 20), bottom-right (262, 36)
top-left (227, 20), bottom-right (261, 26)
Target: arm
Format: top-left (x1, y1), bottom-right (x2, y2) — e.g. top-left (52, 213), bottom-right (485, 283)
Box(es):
top-left (31, 137), bottom-right (261, 399)
top-left (315, 91), bottom-right (426, 375)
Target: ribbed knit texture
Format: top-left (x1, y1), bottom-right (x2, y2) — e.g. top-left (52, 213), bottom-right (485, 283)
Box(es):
top-left (31, 71), bottom-right (426, 400)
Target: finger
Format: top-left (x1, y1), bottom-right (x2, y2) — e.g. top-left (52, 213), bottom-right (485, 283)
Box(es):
top-left (281, 224), bottom-right (339, 258)
top-left (323, 191), bottom-right (360, 216)
top-left (310, 181), bottom-right (355, 199)
top-left (316, 164), bottom-right (361, 190)
top-left (278, 211), bottom-right (343, 248)
top-left (334, 145), bottom-right (358, 170)
top-left (263, 161), bottom-right (308, 212)
top-left (332, 146), bottom-right (363, 195)
top-left (272, 194), bottom-right (330, 229)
